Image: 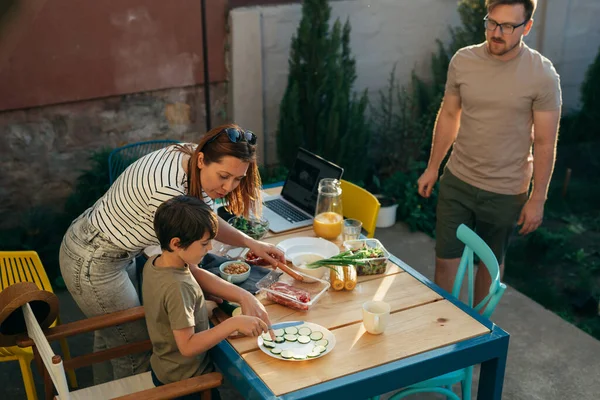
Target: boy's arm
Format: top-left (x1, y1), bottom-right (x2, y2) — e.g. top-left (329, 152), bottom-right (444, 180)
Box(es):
top-left (189, 265), bottom-right (272, 328)
top-left (173, 316), bottom-right (267, 357)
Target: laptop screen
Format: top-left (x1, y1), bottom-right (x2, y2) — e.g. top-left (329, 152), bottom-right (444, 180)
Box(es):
top-left (280, 148), bottom-right (344, 215)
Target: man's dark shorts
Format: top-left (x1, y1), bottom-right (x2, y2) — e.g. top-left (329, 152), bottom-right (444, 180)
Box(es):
top-left (435, 169), bottom-right (528, 264)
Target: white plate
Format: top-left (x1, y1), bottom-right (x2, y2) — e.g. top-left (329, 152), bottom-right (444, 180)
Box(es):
top-left (257, 321), bottom-right (336, 362)
top-left (276, 237), bottom-right (340, 259)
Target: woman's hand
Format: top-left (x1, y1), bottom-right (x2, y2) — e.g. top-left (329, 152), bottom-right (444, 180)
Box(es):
top-left (238, 291), bottom-right (275, 339)
top-left (246, 240), bottom-right (286, 267)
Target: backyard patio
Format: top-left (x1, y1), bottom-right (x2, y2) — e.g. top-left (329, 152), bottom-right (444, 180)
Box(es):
top-left (1, 0), bottom-right (600, 398)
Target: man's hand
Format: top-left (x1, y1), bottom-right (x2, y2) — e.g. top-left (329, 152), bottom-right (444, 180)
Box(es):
top-left (417, 168), bottom-right (439, 198)
top-left (518, 198), bottom-right (545, 235)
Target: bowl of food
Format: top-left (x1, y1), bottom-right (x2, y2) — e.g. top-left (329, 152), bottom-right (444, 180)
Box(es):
top-left (219, 261), bottom-right (252, 284)
top-left (228, 216), bottom-right (269, 240)
top-left (284, 244), bottom-right (339, 283)
top-left (289, 252), bottom-right (328, 282)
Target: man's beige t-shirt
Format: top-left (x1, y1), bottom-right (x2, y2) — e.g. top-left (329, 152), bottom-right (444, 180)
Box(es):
top-left (445, 42), bottom-right (561, 195)
top-left (142, 255), bottom-right (212, 384)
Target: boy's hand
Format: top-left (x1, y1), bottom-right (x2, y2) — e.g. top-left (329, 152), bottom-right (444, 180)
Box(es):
top-left (233, 315), bottom-right (268, 337)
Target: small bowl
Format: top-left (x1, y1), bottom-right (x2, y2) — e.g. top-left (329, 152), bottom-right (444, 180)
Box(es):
top-left (219, 261), bottom-right (252, 284)
top-left (227, 216), bottom-right (269, 240)
top-left (288, 252), bottom-right (328, 283)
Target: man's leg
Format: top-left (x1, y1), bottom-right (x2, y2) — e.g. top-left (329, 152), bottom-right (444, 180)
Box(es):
top-left (434, 170), bottom-right (476, 295)
top-left (435, 257), bottom-right (462, 294)
top-left (474, 190), bottom-right (527, 307)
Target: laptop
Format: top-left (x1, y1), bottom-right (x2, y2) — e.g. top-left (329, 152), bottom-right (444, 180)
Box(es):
top-left (262, 148), bottom-right (344, 233)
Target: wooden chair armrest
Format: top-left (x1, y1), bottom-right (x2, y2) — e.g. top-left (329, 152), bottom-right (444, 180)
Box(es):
top-left (17, 306), bottom-right (145, 347)
top-left (113, 372), bottom-right (223, 400)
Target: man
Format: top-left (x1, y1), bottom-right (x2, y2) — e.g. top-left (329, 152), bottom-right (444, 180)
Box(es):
top-left (417, 0), bottom-right (561, 304)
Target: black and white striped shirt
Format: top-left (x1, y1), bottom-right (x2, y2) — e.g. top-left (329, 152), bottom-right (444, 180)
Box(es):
top-left (86, 145), bottom-right (213, 252)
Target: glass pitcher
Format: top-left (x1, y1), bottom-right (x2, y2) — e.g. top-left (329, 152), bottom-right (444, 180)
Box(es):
top-left (313, 178), bottom-right (343, 240)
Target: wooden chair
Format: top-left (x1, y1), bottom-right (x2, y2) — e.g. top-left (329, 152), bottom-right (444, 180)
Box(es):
top-left (1, 283), bottom-right (222, 400)
top-left (340, 180), bottom-right (381, 238)
top-left (0, 251), bottom-right (77, 400)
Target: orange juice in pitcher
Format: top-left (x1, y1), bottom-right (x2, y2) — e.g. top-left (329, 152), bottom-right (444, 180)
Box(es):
top-left (313, 211), bottom-right (343, 240)
top-left (313, 178), bottom-right (343, 240)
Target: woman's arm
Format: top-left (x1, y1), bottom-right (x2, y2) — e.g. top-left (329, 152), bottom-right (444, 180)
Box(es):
top-left (214, 216), bottom-right (285, 265)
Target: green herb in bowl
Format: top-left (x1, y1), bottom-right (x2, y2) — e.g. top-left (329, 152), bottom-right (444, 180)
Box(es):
top-left (228, 216), bottom-right (269, 240)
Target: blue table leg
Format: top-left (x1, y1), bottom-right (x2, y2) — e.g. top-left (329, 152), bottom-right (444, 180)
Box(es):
top-left (476, 347), bottom-right (508, 400)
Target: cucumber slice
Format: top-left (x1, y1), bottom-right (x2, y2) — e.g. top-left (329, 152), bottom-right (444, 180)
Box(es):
top-left (284, 326), bottom-right (299, 335)
top-left (274, 336), bottom-right (285, 343)
top-left (293, 354), bottom-right (307, 360)
top-left (273, 328), bottom-right (285, 337)
top-left (315, 339), bottom-right (329, 347)
top-left (281, 350), bottom-right (294, 359)
top-left (298, 327), bottom-right (312, 336)
top-left (261, 332), bottom-right (273, 341)
top-left (307, 351), bottom-right (321, 358)
top-left (297, 335), bottom-right (311, 344)
top-left (309, 331), bottom-right (324, 341)
top-left (313, 345), bottom-right (326, 354)
top-left (284, 334), bottom-right (298, 342)
top-left (263, 341), bottom-right (276, 348)
top-left (270, 347), bottom-right (282, 355)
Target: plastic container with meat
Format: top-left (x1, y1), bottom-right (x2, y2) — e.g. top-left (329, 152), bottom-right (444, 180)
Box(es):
top-left (255, 270), bottom-right (330, 311)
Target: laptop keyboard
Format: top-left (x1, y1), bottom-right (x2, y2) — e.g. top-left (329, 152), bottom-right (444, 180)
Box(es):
top-left (265, 199), bottom-right (311, 223)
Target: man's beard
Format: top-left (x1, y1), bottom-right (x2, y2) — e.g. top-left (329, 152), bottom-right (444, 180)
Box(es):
top-left (488, 37), bottom-right (521, 56)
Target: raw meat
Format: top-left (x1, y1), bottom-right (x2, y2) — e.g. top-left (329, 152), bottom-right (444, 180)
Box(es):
top-left (266, 282), bottom-right (311, 310)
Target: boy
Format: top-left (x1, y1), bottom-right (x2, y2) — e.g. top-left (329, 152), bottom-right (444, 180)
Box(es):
top-left (143, 196), bottom-right (268, 398)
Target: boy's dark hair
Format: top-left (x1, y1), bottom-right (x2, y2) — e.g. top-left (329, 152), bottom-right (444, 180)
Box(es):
top-left (486, 0), bottom-right (536, 21)
top-left (154, 196), bottom-right (218, 251)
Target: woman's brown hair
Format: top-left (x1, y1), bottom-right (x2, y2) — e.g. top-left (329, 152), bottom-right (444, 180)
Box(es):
top-left (176, 123), bottom-right (262, 218)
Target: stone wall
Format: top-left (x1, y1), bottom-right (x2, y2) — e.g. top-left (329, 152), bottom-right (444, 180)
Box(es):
top-left (0, 83), bottom-right (228, 228)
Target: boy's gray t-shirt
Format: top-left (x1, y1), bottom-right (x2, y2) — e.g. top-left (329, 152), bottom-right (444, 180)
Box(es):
top-left (445, 42), bottom-right (562, 195)
top-left (142, 255), bottom-right (212, 384)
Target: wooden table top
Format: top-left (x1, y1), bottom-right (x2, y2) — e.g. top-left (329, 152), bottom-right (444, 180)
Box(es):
top-left (223, 223), bottom-right (491, 396)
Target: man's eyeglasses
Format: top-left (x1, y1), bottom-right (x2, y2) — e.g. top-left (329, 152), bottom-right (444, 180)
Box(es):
top-left (484, 15), bottom-right (528, 35)
top-left (203, 127), bottom-right (257, 149)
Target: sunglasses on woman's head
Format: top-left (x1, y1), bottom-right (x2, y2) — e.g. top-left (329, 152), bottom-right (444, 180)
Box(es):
top-left (204, 127), bottom-right (257, 148)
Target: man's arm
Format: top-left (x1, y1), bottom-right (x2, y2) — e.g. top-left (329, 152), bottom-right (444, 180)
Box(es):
top-left (517, 108), bottom-right (561, 234)
top-left (417, 93), bottom-right (462, 197)
top-left (531, 109), bottom-right (561, 201)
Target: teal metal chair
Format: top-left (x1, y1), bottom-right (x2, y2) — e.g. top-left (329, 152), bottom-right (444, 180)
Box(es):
top-left (108, 140), bottom-right (180, 184)
top-left (377, 224), bottom-right (507, 400)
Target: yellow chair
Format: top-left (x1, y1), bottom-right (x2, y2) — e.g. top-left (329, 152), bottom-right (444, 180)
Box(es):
top-left (0, 251), bottom-right (77, 399)
top-left (340, 180), bottom-right (381, 238)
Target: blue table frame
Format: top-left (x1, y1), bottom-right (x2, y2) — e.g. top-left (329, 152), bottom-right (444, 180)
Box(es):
top-left (210, 252), bottom-right (509, 400)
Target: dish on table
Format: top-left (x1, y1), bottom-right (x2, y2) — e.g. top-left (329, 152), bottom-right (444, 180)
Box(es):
top-left (257, 321), bottom-right (336, 361)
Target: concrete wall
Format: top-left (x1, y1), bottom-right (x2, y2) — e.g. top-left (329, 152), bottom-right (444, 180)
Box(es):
top-left (230, 0), bottom-right (600, 166)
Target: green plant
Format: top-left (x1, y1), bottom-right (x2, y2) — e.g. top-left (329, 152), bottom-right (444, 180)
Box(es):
top-left (380, 162), bottom-right (439, 237)
top-left (564, 45), bottom-right (600, 144)
top-left (259, 165), bottom-right (289, 185)
top-left (277, 0), bottom-right (370, 182)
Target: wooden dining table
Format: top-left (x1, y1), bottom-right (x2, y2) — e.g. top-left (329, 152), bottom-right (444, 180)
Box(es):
top-left (207, 186), bottom-right (509, 400)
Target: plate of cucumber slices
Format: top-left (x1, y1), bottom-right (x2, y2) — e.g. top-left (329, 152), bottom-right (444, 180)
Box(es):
top-left (257, 321), bottom-right (336, 361)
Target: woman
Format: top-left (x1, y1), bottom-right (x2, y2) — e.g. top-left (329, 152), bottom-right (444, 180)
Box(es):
top-left (59, 123), bottom-right (284, 383)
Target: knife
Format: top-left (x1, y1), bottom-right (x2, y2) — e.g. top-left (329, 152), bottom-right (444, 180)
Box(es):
top-left (269, 321), bottom-right (304, 330)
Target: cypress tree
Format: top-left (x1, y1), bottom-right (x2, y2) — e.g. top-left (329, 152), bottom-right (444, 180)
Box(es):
top-left (277, 0), bottom-right (369, 182)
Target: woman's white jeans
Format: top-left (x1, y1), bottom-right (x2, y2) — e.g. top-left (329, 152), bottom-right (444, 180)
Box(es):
top-left (59, 216), bottom-right (150, 384)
